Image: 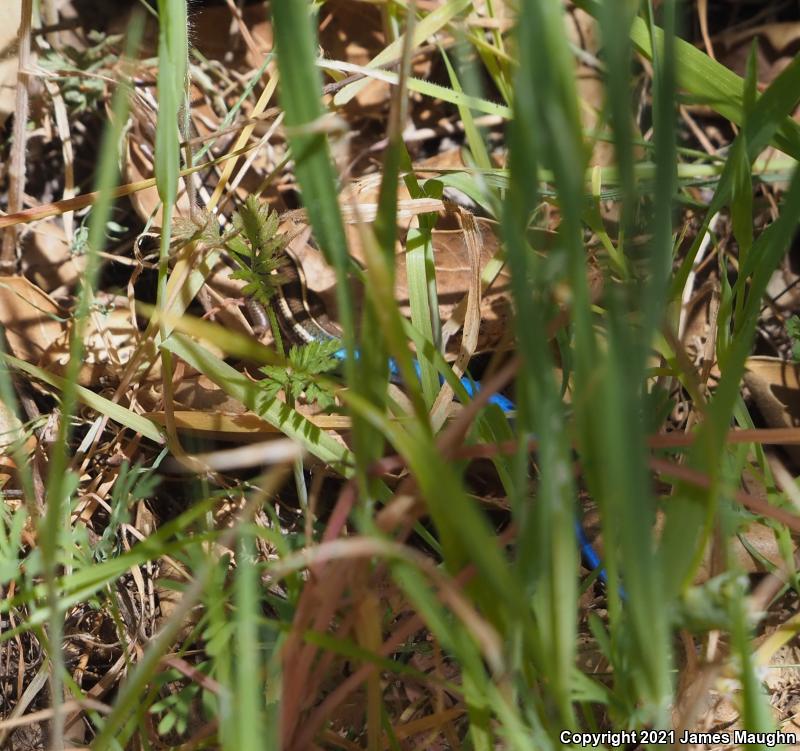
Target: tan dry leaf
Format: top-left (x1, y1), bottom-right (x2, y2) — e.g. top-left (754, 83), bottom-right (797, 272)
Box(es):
top-left (0, 0), bottom-right (21, 126)
top-left (42, 304), bottom-right (147, 387)
top-left (339, 150), bottom-right (513, 355)
top-left (729, 520), bottom-right (785, 575)
top-left (319, 0), bottom-right (401, 111)
top-left (0, 276), bottom-right (151, 386)
top-left (79, 307), bottom-right (141, 375)
top-left (202, 261), bottom-right (258, 337)
top-left (0, 397), bottom-right (25, 451)
top-left (0, 392), bottom-right (34, 495)
top-left (744, 357), bottom-right (800, 465)
top-left (715, 22), bottom-right (800, 85)
top-left (0, 275), bottom-right (66, 365)
top-left (22, 220), bottom-right (86, 292)
top-left (425, 212), bottom-right (512, 355)
top-left (288, 210), bottom-right (512, 357)
top-left (137, 373), bottom-right (247, 413)
top-left (191, 3), bottom-right (272, 69)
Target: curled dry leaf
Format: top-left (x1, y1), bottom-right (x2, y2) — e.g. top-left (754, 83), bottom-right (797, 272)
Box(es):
top-left (744, 357), bottom-right (800, 465)
top-left (287, 209), bottom-right (513, 357)
top-left (77, 306), bottom-right (142, 380)
top-left (426, 211), bottom-right (512, 355)
top-left (715, 21), bottom-right (800, 84)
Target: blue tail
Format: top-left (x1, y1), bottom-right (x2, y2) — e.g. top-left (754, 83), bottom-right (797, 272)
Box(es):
top-left (575, 521), bottom-right (608, 585)
top-left (334, 347), bottom-right (608, 586)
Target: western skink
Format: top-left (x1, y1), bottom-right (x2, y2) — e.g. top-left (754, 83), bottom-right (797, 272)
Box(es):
top-left (251, 244), bottom-right (607, 584)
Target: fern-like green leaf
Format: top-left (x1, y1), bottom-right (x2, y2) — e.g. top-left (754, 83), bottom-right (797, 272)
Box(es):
top-left (225, 197), bottom-right (289, 307)
top-left (258, 339), bottom-right (342, 409)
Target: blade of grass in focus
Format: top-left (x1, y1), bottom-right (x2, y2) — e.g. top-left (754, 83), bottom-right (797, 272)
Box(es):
top-left (502, 0), bottom-right (589, 728)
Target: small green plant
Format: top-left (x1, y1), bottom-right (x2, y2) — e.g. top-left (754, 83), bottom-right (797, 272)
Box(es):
top-left (225, 196), bottom-right (289, 311)
top-left (786, 314), bottom-right (800, 361)
top-left (0, 501), bottom-right (28, 585)
top-left (92, 460), bottom-right (160, 563)
top-left (40, 31), bottom-right (124, 114)
top-left (225, 196), bottom-right (342, 409)
top-left (71, 213), bottom-right (128, 255)
top-left (148, 666), bottom-right (217, 737)
top-left (259, 338), bottom-right (342, 410)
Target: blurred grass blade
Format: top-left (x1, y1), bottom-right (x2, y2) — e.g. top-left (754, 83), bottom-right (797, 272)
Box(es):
top-left (441, 46), bottom-right (492, 172)
top-left (357, 5), bottom-right (416, 482)
top-left (233, 529), bottom-right (266, 750)
top-left (502, 0), bottom-right (584, 727)
top-left (595, 0), bottom-right (637, 230)
top-left (730, 45), bottom-right (758, 265)
top-left (607, 0), bottom-right (675, 719)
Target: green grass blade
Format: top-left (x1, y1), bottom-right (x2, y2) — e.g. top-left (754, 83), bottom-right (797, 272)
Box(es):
top-left (271, 3), bottom-right (355, 357)
top-left (154, 0), bottom-right (187, 208)
top-left (441, 46), bottom-right (493, 172)
top-left (322, 59), bottom-right (513, 119)
top-left (405, 225), bottom-right (441, 407)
